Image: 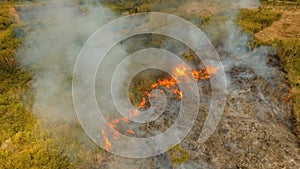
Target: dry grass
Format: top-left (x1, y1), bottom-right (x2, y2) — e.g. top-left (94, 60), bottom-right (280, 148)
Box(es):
top-left (245, 1), bottom-right (300, 139)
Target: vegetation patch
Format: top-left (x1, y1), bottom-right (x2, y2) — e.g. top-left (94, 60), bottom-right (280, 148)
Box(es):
top-left (237, 8), bottom-right (282, 34)
top-left (0, 3), bottom-right (79, 168)
top-left (237, 1), bottom-right (300, 138)
top-left (168, 144), bottom-right (190, 164)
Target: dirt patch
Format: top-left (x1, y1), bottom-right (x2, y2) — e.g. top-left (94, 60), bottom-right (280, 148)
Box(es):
top-left (255, 8), bottom-right (300, 42)
top-left (179, 1), bottom-right (259, 18)
top-left (179, 1), bottom-right (224, 18)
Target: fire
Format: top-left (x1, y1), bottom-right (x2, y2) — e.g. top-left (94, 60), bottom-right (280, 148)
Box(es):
top-left (173, 88), bottom-right (183, 99)
top-left (127, 129), bottom-right (135, 135)
top-left (205, 65), bottom-right (219, 75)
top-left (192, 65), bottom-right (220, 80)
top-left (284, 88), bottom-right (294, 104)
top-left (129, 109), bottom-right (140, 118)
top-left (138, 97), bottom-right (147, 108)
top-left (102, 117), bottom-right (137, 150)
top-left (101, 64), bottom-right (219, 151)
top-left (152, 78), bottom-right (177, 89)
top-left (107, 118), bottom-right (120, 139)
top-left (192, 70), bottom-right (201, 80)
top-left (173, 64), bottom-right (189, 77)
top-left (121, 117), bottom-right (130, 123)
top-left (135, 64), bottom-right (219, 110)
top-left (101, 129), bottom-right (112, 151)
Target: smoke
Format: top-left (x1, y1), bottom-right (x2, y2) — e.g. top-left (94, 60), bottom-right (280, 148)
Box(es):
top-left (16, 0), bottom-right (291, 167)
top-left (196, 0), bottom-right (281, 88)
top-left (18, 0), bottom-right (116, 121)
top-left (18, 0), bottom-right (264, 125)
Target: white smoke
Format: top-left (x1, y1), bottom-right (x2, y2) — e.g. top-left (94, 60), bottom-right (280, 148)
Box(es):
top-left (18, 0), bottom-right (116, 121)
top-left (16, 0), bottom-right (287, 168)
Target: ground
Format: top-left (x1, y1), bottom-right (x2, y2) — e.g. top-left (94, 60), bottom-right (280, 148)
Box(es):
top-left (0, 0), bottom-right (299, 168)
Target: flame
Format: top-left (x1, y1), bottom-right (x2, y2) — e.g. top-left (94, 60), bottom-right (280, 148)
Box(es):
top-left (173, 88), bottom-right (183, 99)
top-left (173, 64), bottom-right (189, 77)
top-left (284, 88), bottom-right (294, 104)
top-left (192, 70), bottom-right (201, 80)
top-left (101, 129), bottom-right (112, 151)
top-left (121, 117), bottom-right (129, 123)
top-left (129, 109), bottom-right (140, 118)
top-left (135, 64), bottom-right (219, 110)
top-left (127, 129), bottom-right (135, 135)
top-left (152, 78), bottom-right (177, 89)
top-left (107, 118), bottom-right (120, 139)
top-left (192, 65), bottom-right (220, 80)
top-left (138, 97), bottom-right (147, 108)
top-left (205, 65), bottom-right (219, 74)
top-left (101, 64), bottom-right (219, 151)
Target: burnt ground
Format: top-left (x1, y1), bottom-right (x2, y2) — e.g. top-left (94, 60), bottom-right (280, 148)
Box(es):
top-left (13, 1), bottom-right (300, 168)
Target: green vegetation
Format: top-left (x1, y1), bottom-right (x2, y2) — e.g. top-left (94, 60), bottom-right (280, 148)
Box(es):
top-left (0, 7), bottom-right (20, 72)
top-left (0, 0), bottom-right (299, 168)
top-left (275, 40), bottom-right (300, 137)
top-left (251, 38), bottom-right (300, 137)
top-left (0, 3), bottom-right (33, 142)
top-left (0, 3), bottom-right (81, 168)
top-left (0, 2), bottom-right (106, 167)
top-left (261, 0), bottom-right (300, 6)
top-left (101, 0), bottom-right (151, 14)
top-left (129, 69), bottom-right (165, 106)
top-left (237, 1), bottom-right (300, 138)
top-left (237, 8), bottom-right (282, 34)
top-left (168, 144), bottom-right (190, 164)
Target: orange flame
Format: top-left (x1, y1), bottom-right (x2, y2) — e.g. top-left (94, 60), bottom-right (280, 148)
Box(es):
top-left (193, 65), bottom-right (220, 80)
top-left (121, 117), bottom-right (130, 123)
top-left (101, 129), bottom-right (112, 151)
top-left (107, 118), bottom-right (120, 139)
top-left (127, 129), bottom-right (135, 135)
top-left (173, 88), bottom-right (183, 99)
top-left (153, 78), bottom-right (177, 89)
top-left (138, 97), bottom-right (147, 108)
top-left (102, 64), bottom-right (219, 151)
top-left (173, 64), bottom-right (189, 77)
top-left (135, 64), bottom-right (219, 109)
top-left (284, 88), bottom-right (294, 104)
top-left (129, 109), bottom-right (140, 118)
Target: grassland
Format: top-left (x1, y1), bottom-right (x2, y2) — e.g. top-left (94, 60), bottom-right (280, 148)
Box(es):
top-left (0, 2), bottom-right (92, 168)
top-left (103, 0), bottom-right (300, 140)
top-left (0, 0), bottom-right (299, 168)
top-left (236, 0), bottom-right (300, 138)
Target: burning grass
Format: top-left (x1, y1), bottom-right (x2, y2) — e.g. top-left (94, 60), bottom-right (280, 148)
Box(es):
top-left (100, 63), bottom-right (220, 151)
top-left (1, 0), bottom-right (299, 168)
top-left (129, 64), bottom-right (219, 109)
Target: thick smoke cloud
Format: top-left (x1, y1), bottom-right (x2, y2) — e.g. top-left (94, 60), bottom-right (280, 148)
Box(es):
top-left (18, 0), bottom-right (116, 121)
top-left (18, 0), bottom-right (264, 122)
